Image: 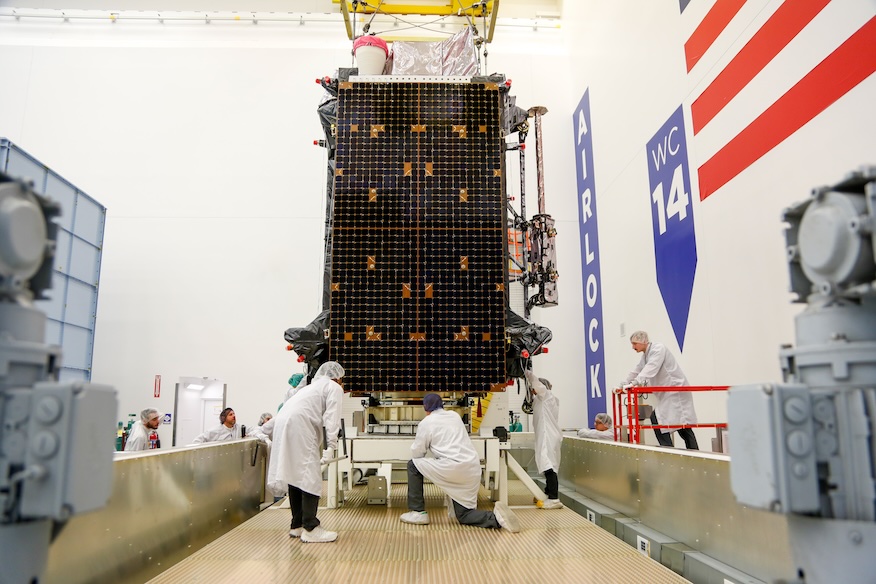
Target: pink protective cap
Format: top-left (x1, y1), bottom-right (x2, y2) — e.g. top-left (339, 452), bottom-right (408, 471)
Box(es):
top-left (353, 35), bottom-right (389, 57)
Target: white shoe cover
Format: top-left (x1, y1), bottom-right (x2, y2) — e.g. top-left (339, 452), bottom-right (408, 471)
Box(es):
top-left (301, 525), bottom-right (338, 543)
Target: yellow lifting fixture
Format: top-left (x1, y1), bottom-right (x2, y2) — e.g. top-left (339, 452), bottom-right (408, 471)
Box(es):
top-left (335, 0), bottom-right (499, 43)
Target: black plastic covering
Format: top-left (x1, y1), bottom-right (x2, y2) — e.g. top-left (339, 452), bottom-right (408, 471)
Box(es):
top-left (284, 310), bottom-right (329, 382)
top-left (316, 68), bottom-right (361, 310)
top-left (504, 309), bottom-right (552, 378)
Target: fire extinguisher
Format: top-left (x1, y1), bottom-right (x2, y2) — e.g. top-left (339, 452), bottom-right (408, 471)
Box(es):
top-left (149, 429), bottom-right (159, 450)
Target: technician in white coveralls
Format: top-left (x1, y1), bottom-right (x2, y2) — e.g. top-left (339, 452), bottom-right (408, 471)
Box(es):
top-left (400, 393), bottom-right (520, 532)
top-left (526, 371), bottom-right (563, 509)
top-left (124, 408), bottom-right (161, 451)
top-left (268, 361), bottom-right (344, 543)
top-left (190, 407), bottom-right (241, 444)
top-left (620, 330), bottom-right (699, 449)
top-left (577, 413), bottom-right (615, 440)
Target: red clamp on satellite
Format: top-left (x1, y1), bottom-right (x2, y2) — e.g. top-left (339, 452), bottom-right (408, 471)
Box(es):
top-left (520, 144), bottom-right (526, 150)
top-left (297, 354), bottom-right (306, 363)
top-left (504, 79), bottom-right (512, 88)
top-left (521, 349), bottom-right (530, 358)
top-left (506, 379), bottom-right (514, 386)
top-left (286, 344), bottom-right (294, 351)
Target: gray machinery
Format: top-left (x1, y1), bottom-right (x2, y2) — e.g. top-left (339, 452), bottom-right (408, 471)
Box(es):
top-left (524, 106), bottom-right (558, 312)
top-left (728, 166), bottom-right (876, 583)
top-left (0, 173), bottom-right (117, 583)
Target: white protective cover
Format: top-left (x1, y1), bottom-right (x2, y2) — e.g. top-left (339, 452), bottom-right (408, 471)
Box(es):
top-left (355, 45), bottom-right (387, 75)
top-left (390, 26), bottom-right (478, 76)
top-left (527, 371), bottom-right (562, 473)
top-left (267, 376), bottom-right (343, 496)
top-left (622, 342), bottom-right (698, 434)
top-left (411, 409), bottom-right (481, 510)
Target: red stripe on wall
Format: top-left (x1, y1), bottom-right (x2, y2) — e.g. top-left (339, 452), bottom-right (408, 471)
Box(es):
top-left (692, 0), bottom-right (830, 134)
top-left (685, 0), bottom-right (747, 72)
top-left (697, 16), bottom-right (876, 201)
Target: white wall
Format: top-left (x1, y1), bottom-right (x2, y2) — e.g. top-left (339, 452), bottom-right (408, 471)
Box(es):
top-left (561, 0), bottom-right (875, 445)
top-left (0, 12), bottom-right (580, 442)
top-left (1, 1), bottom-right (872, 448)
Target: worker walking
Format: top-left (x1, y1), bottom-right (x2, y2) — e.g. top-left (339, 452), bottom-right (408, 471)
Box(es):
top-left (124, 408), bottom-right (161, 451)
top-left (268, 361), bottom-right (345, 543)
top-left (400, 393), bottom-right (521, 532)
top-left (526, 370), bottom-right (563, 509)
top-left (621, 330), bottom-right (698, 449)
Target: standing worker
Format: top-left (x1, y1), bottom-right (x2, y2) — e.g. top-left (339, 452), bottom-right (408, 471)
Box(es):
top-left (268, 361), bottom-right (345, 543)
top-left (400, 393), bottom-right (521, 532)
top-left (191, 407), bottom-right (241, 444)
top-left (620, 330), bottom-right (699, 449)
top-left (124, 408), bottom-right (161, 451)
top-left (525, 370), bottom-right (562, 509)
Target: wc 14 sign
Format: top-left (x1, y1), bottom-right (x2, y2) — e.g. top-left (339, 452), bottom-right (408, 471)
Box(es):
top-left (646, 106), bottom-right (697, 350)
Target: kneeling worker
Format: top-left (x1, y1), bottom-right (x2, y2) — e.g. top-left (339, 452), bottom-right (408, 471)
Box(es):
top-left (400, 393), bottom-right (520, 532)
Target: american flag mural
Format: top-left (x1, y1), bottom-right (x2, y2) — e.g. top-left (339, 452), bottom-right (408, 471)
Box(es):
top-left (682, 0), bottom-right (875, 200)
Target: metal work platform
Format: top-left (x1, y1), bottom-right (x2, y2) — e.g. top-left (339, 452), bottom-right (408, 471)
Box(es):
top-left (146, 481), bottom-right (690, 583)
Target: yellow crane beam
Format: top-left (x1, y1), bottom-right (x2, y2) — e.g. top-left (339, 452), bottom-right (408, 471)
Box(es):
top-left (337, 0), bottom-right (499, 42)
top-left (334, 0), bottom-right (493, 17)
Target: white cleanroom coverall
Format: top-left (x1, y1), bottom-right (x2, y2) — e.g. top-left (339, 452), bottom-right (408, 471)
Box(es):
top-left (267, 376), bottom-right (343, 497)
top-left (576, 427), bottom-right (614, 440)
top-left (260, 416), bottom-right (275, 440)
top-left (284, 375), bottom-right (307, 402)
top-left (622, 342), bottom-right (697, 434)
top-left (527, 371), bottom-right (561, 474)
top-left (124, 421), bottom-right (149, 451)
top-left (411, 409), bottom-right (482, 510)
top-left (191, 424), bottom-right (242, 443)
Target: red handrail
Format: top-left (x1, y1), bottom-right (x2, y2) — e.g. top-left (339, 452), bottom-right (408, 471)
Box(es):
top-left (612, 385), bottom-right (729, 445)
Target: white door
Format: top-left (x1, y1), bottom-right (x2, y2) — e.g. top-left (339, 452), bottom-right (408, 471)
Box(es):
top-left (172, 377), bottom-right (226, 446)
top-left (202, 399), bottom-right (224, 434)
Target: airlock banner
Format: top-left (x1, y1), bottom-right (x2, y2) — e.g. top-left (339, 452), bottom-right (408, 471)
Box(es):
top-left (573, 89), bottom-right (606, 419)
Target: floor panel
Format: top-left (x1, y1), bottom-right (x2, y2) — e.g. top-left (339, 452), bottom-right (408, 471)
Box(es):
top-left (147, 481), bottom-right (690, 583)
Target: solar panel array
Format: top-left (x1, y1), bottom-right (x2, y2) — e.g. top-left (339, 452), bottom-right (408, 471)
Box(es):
top-left (329, 80), bottom-right (508, 395)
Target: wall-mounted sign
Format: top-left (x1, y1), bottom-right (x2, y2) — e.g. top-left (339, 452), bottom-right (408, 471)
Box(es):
top-left (573, 88), bottom-right (606, 418)
top-left (646, 106), bottom-right (697, 350)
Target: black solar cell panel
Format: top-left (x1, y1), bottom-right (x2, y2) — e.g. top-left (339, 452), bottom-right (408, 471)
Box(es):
top-left (330, 80), bottom-right (508, 395)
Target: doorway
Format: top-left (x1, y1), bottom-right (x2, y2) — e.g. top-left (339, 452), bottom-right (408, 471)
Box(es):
top-left (172, 376), bottom-right (226, 446)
